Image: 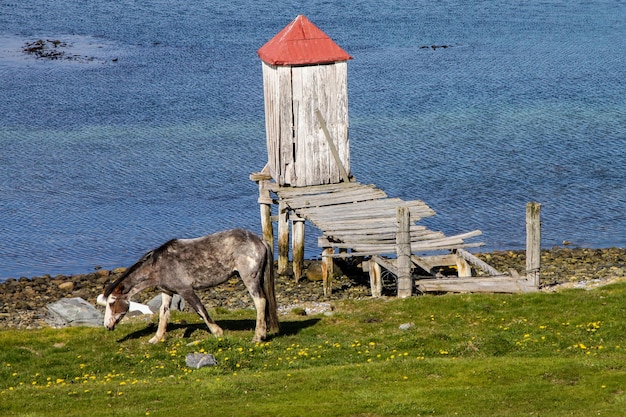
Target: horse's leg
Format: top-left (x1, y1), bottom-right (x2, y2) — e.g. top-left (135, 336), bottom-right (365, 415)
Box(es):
top-left (179, 289), bottom-right (223, 337)
top-left (148, 293), bottom-right (172, 344)
top-left (244, 275), bottom-right (267, 342)
top-left (250, 294), bottom-right (267, 343)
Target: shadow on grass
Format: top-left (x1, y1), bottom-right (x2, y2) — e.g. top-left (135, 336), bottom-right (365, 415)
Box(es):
top-left (116, 317), bottom-right (321, 342)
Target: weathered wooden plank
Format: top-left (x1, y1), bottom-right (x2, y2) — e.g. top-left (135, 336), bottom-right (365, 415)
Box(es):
top-left (322, 247), bottom-right (334, 296)
top-left (416, 276), bottom-right (538, 293)
top-left (322, 242), bottom-right (485, 258)
top-left (294, 197), bottom-right (431, 212)
top-left (282, 185), bottom-right (386, 200)
top-left (322, 230), bottom-right (445, 244)
top-left (299, 205), bottom-right (436, 222)
top-left (272, 182), bottom-right (375, 196)
top-left (318, 229), bottom-right (476, 247)
top-left (258, 180), bottom-right (274, 249)
top-left (411, 254), bottom-right (481, 276)
top-left (371, 255), bottom-right (398, 276)
top-left (292, 216), bottom-right (305, 282)
top-left (315, 109), bottom-right (350, 182)
top-left (369, 260), bottom-right (382, 297)
top-left (320, 238), bottom-right (484, 254)
top-left (277, 200), bottom-right (290, 276)
top-left (283, 189), bottom-right (387, 209)
top-left (278, 65), bottom-right (294, 185)
top-left (396, 207), bottom-right (413, 298)
top-left (526, 202), bottom-right (541, 287)
top-left (323, 223), bottom-right (428, 234)
top-left (456, 248), bottom-right (502, 276)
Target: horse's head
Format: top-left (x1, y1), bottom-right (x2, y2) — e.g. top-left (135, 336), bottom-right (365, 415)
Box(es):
top-left (102, 285), bottom-right (130, 331)
top-left (99, 273), bottom-right (135, 331)
top-left (98, 248), bottom-right (158, 331)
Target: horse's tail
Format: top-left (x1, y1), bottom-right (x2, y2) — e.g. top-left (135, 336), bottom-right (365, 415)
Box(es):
top-left (262, 240), bottom-right (280, 334)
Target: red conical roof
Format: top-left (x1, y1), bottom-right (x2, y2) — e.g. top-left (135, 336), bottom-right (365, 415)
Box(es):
top-left (258, 15), bottom-right (352, 66)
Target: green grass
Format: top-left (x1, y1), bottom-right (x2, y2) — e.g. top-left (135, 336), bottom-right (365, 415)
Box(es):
top-left (2, 282), bottom-right (626, 416)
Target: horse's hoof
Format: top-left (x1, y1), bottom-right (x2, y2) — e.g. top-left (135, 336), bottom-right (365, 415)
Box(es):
top-left (210, 326), bottom-right (224, 337)
top-left (148, 336), bottom-right (164, 344)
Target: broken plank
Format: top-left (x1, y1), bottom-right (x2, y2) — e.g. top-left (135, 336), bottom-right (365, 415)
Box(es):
top-left (455, 248), bottom-right (502, 276)
top-left (416, 276), bottom-right (538, 293)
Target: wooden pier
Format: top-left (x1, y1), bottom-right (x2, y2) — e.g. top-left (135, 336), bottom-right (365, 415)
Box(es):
top-left (253, 16), bottom-right (540, 297)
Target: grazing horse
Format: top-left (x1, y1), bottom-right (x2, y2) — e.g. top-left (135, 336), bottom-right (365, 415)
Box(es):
top-left (99, 229), bottom-right (279, 343)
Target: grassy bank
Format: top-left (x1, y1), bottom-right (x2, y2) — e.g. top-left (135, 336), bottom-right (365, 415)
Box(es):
top-left (2, 281), bottom-right (626, 416)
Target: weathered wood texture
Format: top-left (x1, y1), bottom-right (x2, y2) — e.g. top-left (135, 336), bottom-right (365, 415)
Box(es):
top-left (396, 207), bottom-right (412, 298)
top-left (526, 202), bottom-right (542, 287)
top-left (292, 216), bottom-right (305, 281)
top-left (257, 182), bottom-right (536, 295)
top-left (262, 62), bottom-right (350, 187)
top-left (416, 276), bottom-right (538, 293)
top-left (277, 200), bottom-right (290, 276)
top-left (321, 247), bottom-right (334, 296)
top-left (258, 180), bottom-right (274, 248)
top-left (274, 182), bottom-right (483, 258)
top-left (368, 260), bottom-right (382, 297)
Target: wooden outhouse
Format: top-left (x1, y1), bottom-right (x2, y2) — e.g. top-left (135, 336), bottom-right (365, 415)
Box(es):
top-left (257, 15), bottom-right (353, 187)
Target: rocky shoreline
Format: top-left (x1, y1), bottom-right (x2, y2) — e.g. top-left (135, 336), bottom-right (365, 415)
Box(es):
top-left (1, 247), bottom-right (625, 329)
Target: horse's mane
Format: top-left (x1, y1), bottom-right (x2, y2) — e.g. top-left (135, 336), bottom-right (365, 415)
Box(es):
top-left (103, 239), bottom-right (177, 297)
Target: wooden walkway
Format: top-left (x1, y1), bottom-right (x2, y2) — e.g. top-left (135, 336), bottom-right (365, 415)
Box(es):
top-left (270, 181), bottom-right (484, 257)
top-left (253, 177), bottom-right (540, 297)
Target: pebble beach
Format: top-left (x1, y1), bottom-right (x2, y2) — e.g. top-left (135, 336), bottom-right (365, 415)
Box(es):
top-left (1, 247), bottom-right (625, 330)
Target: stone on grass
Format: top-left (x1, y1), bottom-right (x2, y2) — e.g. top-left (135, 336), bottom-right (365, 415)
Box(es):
top-left (46, 297), bottom-right (103, 327)
top-left (399, 322), bottom-right (415, 331)
top-left (186, 353), bottom-right (217, 369)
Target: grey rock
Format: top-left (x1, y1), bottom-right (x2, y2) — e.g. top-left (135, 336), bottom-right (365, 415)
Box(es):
top-left (147, 294), bottom-right (185, 313)
top-left (185, 353), bottom-right (217, 369)
top-left (399, 322), bottom-right (415, 331)
top-left (45, 297), bottom-right (103, 327)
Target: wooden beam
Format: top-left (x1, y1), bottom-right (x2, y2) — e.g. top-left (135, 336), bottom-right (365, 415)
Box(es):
top-left (292, 216), bottom-right (305, 282)
top-left (526, 202), bottom-right (542, 287)
top-left (321, 247), bottom-right (335, 297)
top-left (416, 276), bottom-right (539, 293)
top-left (369, 260), bottom-right (382, 298)
top-left (396, 207), bottom-right (412, 298)
top-left (277, 200), bottom-right (290, 276)
top-left (258, 180), bottom-right (274, 248)
top-left (455, 248), bottom-right (502, 276)
top-left (319, 242), bottom-right (485, 258)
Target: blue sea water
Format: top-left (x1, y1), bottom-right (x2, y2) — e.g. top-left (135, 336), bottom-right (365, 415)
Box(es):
top-left (0, 0), bottom-right (624, 281)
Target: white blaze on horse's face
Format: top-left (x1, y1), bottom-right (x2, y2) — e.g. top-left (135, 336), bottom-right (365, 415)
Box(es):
top-left (104, 294), bottom-right (130, 330)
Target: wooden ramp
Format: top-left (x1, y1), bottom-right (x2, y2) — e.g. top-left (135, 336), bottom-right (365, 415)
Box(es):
top-left (258, 180), bottom-right (539, 297)
top-left (273, 182), bottom-right (482, 255)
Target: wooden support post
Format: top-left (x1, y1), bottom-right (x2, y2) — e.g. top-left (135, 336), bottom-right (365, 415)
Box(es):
top-left (292, 216), bottom-right (305, 282)
top-left (369, 259), bottom-right (382, 297)
top-left (277, 200), bottom-right (290, 276)
top-left (322, 247), bottom-right (334, 297)
top-left (526, 202), bottom-right (542, 287)
top-left (456, 249), bottom-right (502, 276)
top-left (258, 180), bottom-right (274, 248)
top-left (396, 206), bottom-right (412, 298)
top-left (455, 256), bottom-right (472, 277)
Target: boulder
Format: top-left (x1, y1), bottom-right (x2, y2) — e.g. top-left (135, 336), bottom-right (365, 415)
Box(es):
top-left (147, 294), bottom-right (185, 313)
top-left (185, 353), bottom-right (217, 369)
top-left (45, 297), bottom-right (103, 327)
